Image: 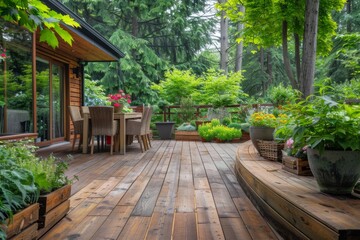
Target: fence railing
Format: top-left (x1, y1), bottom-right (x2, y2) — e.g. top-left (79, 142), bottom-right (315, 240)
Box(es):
top-left (154, 98), bottom-right (360, 122)
top-left (157, 104), bottom-right (273, 122)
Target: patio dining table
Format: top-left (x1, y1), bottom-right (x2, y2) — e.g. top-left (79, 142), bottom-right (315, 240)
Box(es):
top-left (81, 108), bottom-right (142, 154)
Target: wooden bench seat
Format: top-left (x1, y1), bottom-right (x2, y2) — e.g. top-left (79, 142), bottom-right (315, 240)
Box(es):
top-left (235, 141), bottom-right (360, 240)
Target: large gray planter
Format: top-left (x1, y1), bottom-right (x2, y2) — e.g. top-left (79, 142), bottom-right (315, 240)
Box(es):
top-left (155, 122), bottom-right (175, 140)
top-left (249, 126), bottom-right (275, 153)
top-left (307, 148), bottom-right (360, 195)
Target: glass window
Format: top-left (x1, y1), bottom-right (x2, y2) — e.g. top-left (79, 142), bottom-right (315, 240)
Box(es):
top-left (0, 20), bottom-right (33, 134)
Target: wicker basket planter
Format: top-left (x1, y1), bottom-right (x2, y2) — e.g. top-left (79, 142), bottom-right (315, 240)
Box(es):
top-left (2, 203), bottom-right (39, 240)
top-left (175, 131), bottom-right (201, 141)
top-left (37, 184), bottom-right (71, 238)
top-left (257, 140), bottom-right (283, 161)
top-left (281, 150), bottom-right (312, 176)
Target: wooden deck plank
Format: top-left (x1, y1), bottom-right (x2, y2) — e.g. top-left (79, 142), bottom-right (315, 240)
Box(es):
top-left (220, 218), bottom-right (252, 240)
top-left (90, 205), bottom-right (133, 240)
top-left (39, 141), bottom-right (282, 240)
top-left (116, 216), bottom-right (151, 240)
top-left (173, 213), bottom-right (197, 240)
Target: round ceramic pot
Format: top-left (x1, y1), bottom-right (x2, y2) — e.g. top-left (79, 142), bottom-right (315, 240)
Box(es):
top-left (249, 126), bottom-right (275, 153)
top-left (307, 148), bottom-right (360, 194)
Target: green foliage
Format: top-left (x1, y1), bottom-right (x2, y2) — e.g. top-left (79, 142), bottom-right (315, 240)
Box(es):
top-left (0, 141), bottom-right (73, 194)
top-left (0, 143), bottom-right (40, 238)
top-left (177, 123), bottom-right (196, 131)
top-left (0, 0), bottom-right (80, 48)
top-left (152, 69), bottom-right (199, 105)
top-left (178, 97), bottom-right (196, 123)
top-left (193, 70), bottom-right (246, 106)
top-left (228, 123), bottom-right (242, 130)
top-left (84, 76), bottom-right (108, 106)
top-left (198, 121), bottom-right (241, 142)
top-left (222, 117), bottom-right (231, 126)
top-left (290, 95), bottom-right (360, 153)
top-left (266, 84), bottom-right (299, 107)
top-left (198, 123), bottom-right (215, 141)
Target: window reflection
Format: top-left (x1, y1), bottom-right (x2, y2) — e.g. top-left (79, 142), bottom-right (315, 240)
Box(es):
top-left (0, 20), bottom-right (33, 134)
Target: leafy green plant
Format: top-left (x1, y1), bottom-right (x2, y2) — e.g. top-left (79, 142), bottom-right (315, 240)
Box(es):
top-left (228, 123), bottom-right (242, 130)
top-left (177, 123), bottom-right (196, 131)
top-left (222, 117), bottom-right (231, 126)
top-left (290, 95), bottom-right (360, 153)
top-left (0, 141), bottom-right (74, 194)
top-left (266, 84), bottom-right (299, 107)
top-left (198, 123), bottom-right (215, 141)
top-left (0, 143), bottom-right (39, 238)
top-left (178, 97), bottom-right (196, 123)
top-left (213, 125), bottom-right (241, 141)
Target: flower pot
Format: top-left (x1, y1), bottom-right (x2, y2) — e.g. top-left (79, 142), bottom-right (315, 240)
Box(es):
top-left (155, 122), bottom-right (175, 140)
top-left (307, 148), bottom-right (360, 194)
top-left (114, 106), bottom-right (123, 113)
top-left (249, 126), bottom-right (275, 153)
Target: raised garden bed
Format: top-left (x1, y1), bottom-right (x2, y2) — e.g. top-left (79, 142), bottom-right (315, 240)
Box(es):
top-left (175, 130), bottom-right (201, 141)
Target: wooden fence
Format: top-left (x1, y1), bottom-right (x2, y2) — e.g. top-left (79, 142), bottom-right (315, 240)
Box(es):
top-left (158, 104), bottom-right (273, 122)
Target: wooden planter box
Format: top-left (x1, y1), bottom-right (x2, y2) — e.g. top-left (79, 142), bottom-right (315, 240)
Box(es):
top-left (2, 203), bottom-right (39, 240)
top-left (282, 150), bottom-right (312, 176)
top-left (175, 131), bottom-right (201, 141)
top-left (37, 184), bottom-right (71, 238)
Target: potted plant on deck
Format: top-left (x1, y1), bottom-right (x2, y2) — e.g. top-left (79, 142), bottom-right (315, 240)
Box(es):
top-left (248, 111), bottom-right (278, 153)
top-left (0, 153), bottom-right (39, 240)
top-left (1, 140), bottom-right (76, 237)
top-left (290, 95), bottom-right (360, 194)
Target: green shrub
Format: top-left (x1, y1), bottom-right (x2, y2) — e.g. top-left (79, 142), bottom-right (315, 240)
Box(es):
top-left (240, 123), bottom-right (250, 132)
top-left (228, 123), bottom-right (242, 130)
top-left (222, 117), bottom-right (231, 126)
top-left (210, 118), bottom-right (221, 127)
top-left (177, 123), bottom-right (196, 131)
top-left (198, 123), bottom-right (215, 141)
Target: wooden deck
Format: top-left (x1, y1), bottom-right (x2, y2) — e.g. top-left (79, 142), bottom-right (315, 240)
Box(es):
top-left (37, 140), bottom-right (280, 240)
top-left (235, 141), bottom-right (360, 240)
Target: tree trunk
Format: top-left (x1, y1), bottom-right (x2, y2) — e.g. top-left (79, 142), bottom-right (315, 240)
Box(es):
top-left (282, 21), bottom-right (298, 90)
top-left (219, 0), bottom-right (229, 74)
top-left (294, 33), bottom-right (301, 81)
top-left (347, 0), bottom-right (352, 32)
top-left (260, 48), bottom-right (266, 95)
top-left (299, 0), bottom-right (320, 98)
top-left (266, 50), bottom-right (273, 85)
top-left (234, 5), bottom-right (245, 72)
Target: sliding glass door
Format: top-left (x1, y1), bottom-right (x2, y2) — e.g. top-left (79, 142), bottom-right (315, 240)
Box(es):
top-left (36, 58), bottom-right (64, 144)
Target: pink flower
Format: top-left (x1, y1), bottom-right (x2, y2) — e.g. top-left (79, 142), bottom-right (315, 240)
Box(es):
top-left (127, 99), bottom-right (131, 103)
top-left (0, 53), bottom-right (5, 58)
top-left (114, 103), bottom-right (120, 107)
top-left (285, 138), bottom-right (294, 149)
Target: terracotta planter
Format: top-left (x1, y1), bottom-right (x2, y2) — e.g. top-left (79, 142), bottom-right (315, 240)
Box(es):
top-left (307, 148), bottom-right (360, 194)
top-left (37, 184), bottom-right (71, 238)
top-left (2, 203), bottom-right (39, 240)
top-left (249, 126), bottom-right (274, 153)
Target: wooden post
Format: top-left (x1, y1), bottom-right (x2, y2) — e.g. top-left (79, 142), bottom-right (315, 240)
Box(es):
top-left (163, 107), bottom-right (167, 122)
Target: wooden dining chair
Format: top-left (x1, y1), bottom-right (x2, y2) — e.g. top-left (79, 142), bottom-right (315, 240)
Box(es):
top-left (68, 106), bottom-right (83, 151)
top-left (126, 107), bottom-right (150, 152)
top-left (145, 107), bottom-right (153, 148)
top-left (88, 106), bottom-right (118, 155)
